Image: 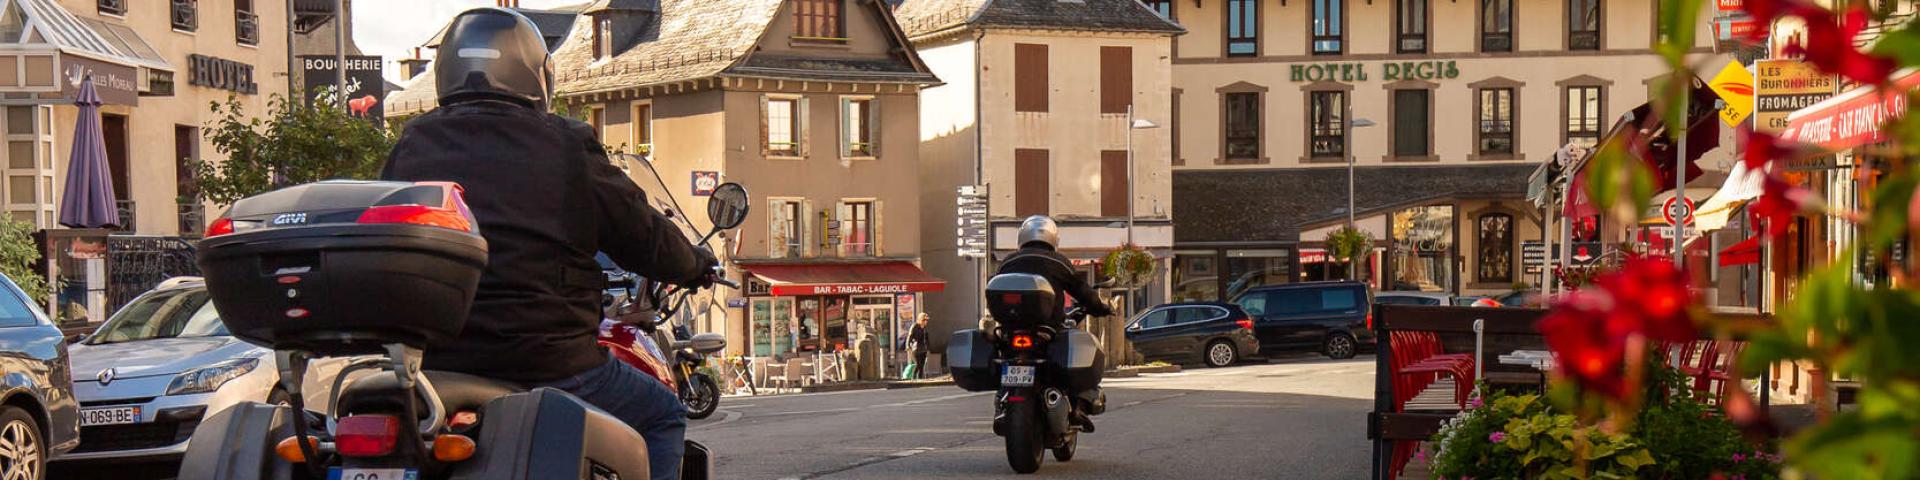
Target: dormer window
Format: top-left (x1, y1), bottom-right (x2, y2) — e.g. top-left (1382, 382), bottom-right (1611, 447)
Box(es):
top-left (794, 0), bottom-right (845, 42)
top-left (594, 16), bottom-right (614, 59)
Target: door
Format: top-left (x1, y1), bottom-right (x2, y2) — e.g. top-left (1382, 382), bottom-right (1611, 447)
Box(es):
top-left (1170, 306), bottom-right (1229, 360)
top-left (102, 114), bottom-right (129, 227)
top-left (1124, 308), bottom-right (1176, 357)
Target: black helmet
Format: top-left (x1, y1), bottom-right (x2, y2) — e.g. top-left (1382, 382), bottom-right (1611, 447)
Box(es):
top-left (436, 7), bottom-right (553, 110)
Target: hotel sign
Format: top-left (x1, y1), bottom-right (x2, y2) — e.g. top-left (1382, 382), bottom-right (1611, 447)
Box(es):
top-left (1290, 61), bottom-right (1461, 82)
top-left (188, 54), bottom-right (258, 95)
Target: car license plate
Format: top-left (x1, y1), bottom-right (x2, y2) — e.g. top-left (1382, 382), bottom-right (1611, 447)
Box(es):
top-left (78, 406), bottom-right (140, 427)
top-left (326, 468), bottom-right (418, 480)
top-left (1001, 365), bottom-right (1035, 387)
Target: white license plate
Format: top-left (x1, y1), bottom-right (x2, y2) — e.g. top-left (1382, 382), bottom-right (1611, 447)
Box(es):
top-left (326, 468), bottom-right (418, 480)
top-left (1001, 365), bottom-right (1035, 387)
top-left (79, 406), bottom-right (140, 427)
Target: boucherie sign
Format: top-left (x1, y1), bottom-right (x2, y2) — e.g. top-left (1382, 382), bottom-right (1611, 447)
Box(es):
top-left (768, 282), bottom-right (945, 297)
top-left (1782, 71), bottom-right (1920, 150)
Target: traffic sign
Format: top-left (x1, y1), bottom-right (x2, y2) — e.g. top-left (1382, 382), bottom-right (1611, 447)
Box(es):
top-left (1663, 196), bottom-right (1696, 226)
top-left (956, 185), bottom-right (991, 259)
top-left (1708, 60), bottom-right (1754, 127)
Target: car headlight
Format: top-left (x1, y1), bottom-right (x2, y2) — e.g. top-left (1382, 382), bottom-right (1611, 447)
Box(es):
top-left (166, 357), bottom-right (260, 396)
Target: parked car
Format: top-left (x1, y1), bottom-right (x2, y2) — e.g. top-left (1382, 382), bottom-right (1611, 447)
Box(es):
top-left (0, 273), bottom-right (79, 478)
top-left (1123, 303), bottom-right (1261, 368)
top-left (57, 278), bottom-right (356, 462)
top-left (1231, 281), bottom-right (1374, 359)
top-left (1374, 292), bottom-right (1453, 306)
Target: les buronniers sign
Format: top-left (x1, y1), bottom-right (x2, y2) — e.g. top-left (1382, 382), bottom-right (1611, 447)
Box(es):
top-left (1290, 60), bottom-right (1462, 82)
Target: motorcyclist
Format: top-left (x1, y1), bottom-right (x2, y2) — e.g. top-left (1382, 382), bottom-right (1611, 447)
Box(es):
top-left (992, 215), bottom-right (1116, 429)
top-left (380, 8), bottom-right (714, 480)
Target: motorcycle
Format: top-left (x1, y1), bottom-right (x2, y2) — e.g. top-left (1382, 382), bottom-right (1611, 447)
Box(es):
top-left (599, 271), bottom-right (728, 419)
top-left (178, 179), bottom-right (752, 480)
top-left (948, 273), bottom-right (1108, 474)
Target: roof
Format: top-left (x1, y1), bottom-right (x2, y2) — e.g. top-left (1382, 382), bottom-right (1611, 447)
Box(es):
top-left (18, 0), bottom-right (171, 70)
top-left (1173, 164), bottom-right (1538, 244)
top-left (892, 0), bottom-right (1185, 40)
top-left (422, 5), bottom-right (587, 50)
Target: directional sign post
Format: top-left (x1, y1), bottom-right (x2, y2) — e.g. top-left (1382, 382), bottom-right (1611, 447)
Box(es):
top-left (957, 185), bottom-right (990, 259)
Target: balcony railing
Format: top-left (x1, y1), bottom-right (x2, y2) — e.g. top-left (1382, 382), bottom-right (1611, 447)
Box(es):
top-left (171, 0), bottom-right (197, 32)
top-left (98, 0), bottom-right (126, 16)
top-left (115, 200), bottom-right (135, 232)
top-left (235, 11), bottom-right (259, 45)
top-left (1569, 31), bottom-right (1600, 50)
top-left (178, 203), bottom-right (204, 238)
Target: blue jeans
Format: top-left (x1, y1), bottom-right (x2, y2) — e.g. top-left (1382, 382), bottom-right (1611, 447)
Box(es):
top-left (537, 353), bottom-right (687, 480)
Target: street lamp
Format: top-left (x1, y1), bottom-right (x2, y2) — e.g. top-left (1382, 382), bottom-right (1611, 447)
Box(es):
top-left (1345, 116), bottom-right (1377, 230)
top-left (1125, 106), bottom-right (1160, 247)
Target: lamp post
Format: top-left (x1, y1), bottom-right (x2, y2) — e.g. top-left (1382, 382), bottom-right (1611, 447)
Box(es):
top-left (1343, 105), bottom-right (1377, 230)
top-left (1120, 105), bottom-right (1159, 321)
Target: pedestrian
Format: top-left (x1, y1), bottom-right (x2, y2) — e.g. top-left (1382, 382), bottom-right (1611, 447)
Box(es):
top-left (908, 313), bottom-right (931, 379)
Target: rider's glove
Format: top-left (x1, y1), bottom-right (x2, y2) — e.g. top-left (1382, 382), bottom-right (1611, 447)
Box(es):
top-left (677, 246), bottom-right (721, 288)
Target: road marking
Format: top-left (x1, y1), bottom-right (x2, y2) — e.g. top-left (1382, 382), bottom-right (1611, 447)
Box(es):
top-left (759, 407), bottom-right (860, 416)
top-left (693, 409), bottom-right (744, 430)
top-left (872, 391), bottom-right (989, 408)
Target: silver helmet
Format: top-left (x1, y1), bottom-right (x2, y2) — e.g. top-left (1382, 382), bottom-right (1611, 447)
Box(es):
top-left (1016, 216), bottom-right (1059, 249)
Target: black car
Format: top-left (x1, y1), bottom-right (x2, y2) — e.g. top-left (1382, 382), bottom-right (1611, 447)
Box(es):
top-left (0, 273), bottom-right (80, 478)
top-left (1231, 281), bottom-right (1374, 359)
top-left (1123, 303), bottom-right (1261, 368)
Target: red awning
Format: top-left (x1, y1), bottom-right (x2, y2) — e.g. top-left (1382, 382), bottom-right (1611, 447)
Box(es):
top-left (749, 262), bottom-right (947, 297)
top-left (1783, 70), bottom-right (1920, 150)
top-left (1718, 236), bottom-right (1761, 267)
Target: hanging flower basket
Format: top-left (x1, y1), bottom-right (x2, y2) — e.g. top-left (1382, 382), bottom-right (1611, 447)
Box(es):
top-left (1101, 244), bottom-right (1157, 288)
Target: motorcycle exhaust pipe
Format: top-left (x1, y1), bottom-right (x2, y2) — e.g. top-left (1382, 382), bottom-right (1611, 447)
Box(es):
top-left (1044, 388), bottom-right (1072, 435)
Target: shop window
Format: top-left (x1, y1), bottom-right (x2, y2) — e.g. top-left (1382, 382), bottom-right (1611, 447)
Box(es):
top-left (1015, 44), bottom-right (1049, 112)
top-left (1145, 0), bottom-right (1175, 19)
top-left (1481, 0), bottom-right (1512, 52)
top-left (631, 103), bottom-right (653, 155)
top-left (1478, 88), bottom-right (1516, 155)
top-left (794, 0), bottom-right (845, 41)
top-left (1390, 206), bottom-right (1456, 292)
top-left (750, 298), bottom-right (795, 356)
top-left (841, 98), bottom-right (875, 158)
top-left (1569, 0), bottom-right (1602, 50)
top-left (171, 0), bottom-right (197, 32)
top-left (1565, 86), bottom-right (1604, 148)
top-left (1477, 213), bottom-right (1515, 284)
top-left (1312, 0), bottom-right (1344, 55)
top-left (849, 296), bottom-right (894, 350)
top-left (1309, 91), bottom-right (1347, 159)
top-left (839, 201), bottom-right (874, 257)
top-left (1101, 46), bottom-right (1133, 115)
top-left (770, 199), bottom-right (804, 258)
top-left (765, 97), bottom-right (802, 157)
top-left (1224, 250), bottom-right (1291, 301)
top-left (1226, 0), bottom-right (1258, 56)
top-left (1173, 251), bottom-right (1220, 303)
top-left (1397, 0), bottom-right (1427, 53)
top-left (1223, 92), bottom-right (1261, 161)
top-left (1014, 149), bottom-right (1049, 217)
top-left (1392, 89), bottom-right (1431, 158)
top-left (235, 0), bottom-right (258, 45)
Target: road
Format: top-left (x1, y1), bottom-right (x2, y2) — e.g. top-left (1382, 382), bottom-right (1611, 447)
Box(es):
top-left (692, 356), bottom-right (1375, 480)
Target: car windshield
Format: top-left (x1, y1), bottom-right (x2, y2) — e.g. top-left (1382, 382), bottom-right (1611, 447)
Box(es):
top-left (87, 288), bottom-right (226, 344)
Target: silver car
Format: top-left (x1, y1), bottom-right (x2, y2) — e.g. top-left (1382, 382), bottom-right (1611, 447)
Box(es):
top-left (55, 278), bottom-right (353, 462)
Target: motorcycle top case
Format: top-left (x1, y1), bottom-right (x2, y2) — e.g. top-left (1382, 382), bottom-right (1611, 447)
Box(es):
top-left (948, 329), bottom-right (997, 391)
top-left (196, 180), bottom-right (488, 354)
top-left (985, 273), bottom-right (1056, 328)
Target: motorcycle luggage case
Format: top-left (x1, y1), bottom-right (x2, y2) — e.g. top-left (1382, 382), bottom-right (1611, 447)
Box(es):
top-left (196, 181), bottom-right (487, 354)
top-left (1047, 328), bottom-right (1105, 391)
top-left (450, 388), bottom-right (650, 479)
top-left (985, 273), bottom-right (1056, 328)
top-left (178, 402), bottom-right (302, 480)
top-left (947, 329), bottom-right (998, 391)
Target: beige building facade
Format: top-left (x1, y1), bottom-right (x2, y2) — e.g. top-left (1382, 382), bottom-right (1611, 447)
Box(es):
top-left (1163, 0), bottom-right (1735, 299)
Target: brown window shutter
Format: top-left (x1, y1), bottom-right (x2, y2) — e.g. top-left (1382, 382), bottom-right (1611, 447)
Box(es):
top-left (1014, 149), bottom-right (1050, 216)
top-left (1101, 150), bottom-right (1128, 217)
top-left (1014, 44), bottom-right (1049, 113)
top-left (1100, 46), bottom-right (1132, 114)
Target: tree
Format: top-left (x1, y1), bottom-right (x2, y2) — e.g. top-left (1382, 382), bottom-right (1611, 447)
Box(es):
top-left (191, 91), bottom-right (395, 205)
top-left (0, 218), bottom-right (46, 303)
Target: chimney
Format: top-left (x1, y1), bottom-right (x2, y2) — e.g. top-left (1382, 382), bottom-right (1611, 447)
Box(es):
top-left (398, 47), bottom-right (430, 81)
top-left (496, 0), bottom-right (520, 7)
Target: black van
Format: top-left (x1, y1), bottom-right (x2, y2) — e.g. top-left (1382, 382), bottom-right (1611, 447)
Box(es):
top-left (1230, 281), bottom-right (1373, 359)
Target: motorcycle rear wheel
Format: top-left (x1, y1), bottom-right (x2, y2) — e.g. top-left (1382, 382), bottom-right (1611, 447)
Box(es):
top-left (685, 375), bottom-right (721, 420)
top-left (1005, 396), bottom-right (1044, 474)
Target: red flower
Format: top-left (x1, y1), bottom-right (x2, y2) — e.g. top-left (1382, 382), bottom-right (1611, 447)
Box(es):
top-left (1540, 259), bottom-right (1697, 399)
top-left (1774, 7), bottom-right (1898, 85)
top-left (1749, 174), bottom-right (1819, 240)
top-left (1742, 131), bottom-right (1791, 171)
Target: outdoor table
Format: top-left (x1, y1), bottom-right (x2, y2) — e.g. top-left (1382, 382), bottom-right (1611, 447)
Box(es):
top-left (1498, 349), bottom-right (1555, 371)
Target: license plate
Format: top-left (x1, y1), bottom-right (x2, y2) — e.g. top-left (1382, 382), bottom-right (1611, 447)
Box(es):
top-left (79, 406), bottom-right (140, 427)
top-left (1001, 365), bottom-right (1035, 387)
top-left (326, 468), bottom-right (418, 480)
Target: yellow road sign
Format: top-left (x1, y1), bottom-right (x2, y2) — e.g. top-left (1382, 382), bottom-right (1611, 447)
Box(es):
top-left (1708, 60), bottom-right (1755, 127)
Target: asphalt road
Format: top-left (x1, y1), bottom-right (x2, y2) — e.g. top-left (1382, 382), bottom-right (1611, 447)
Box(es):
top-left (692, 356), bottom-right (1376, 480)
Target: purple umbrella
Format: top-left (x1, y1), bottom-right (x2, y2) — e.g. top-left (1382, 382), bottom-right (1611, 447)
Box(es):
top-left (58, 76), bottom-right (118, 229)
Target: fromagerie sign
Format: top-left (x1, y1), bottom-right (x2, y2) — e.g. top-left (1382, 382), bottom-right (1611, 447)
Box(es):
top-left (1289, 61), bottom-right (1461, 82)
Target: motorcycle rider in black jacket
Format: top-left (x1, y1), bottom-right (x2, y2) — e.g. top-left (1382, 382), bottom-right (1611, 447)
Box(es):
top-left (380, 8), bottom-right (715, 480)
top-left (993, 216), bottom-right (1116, 429)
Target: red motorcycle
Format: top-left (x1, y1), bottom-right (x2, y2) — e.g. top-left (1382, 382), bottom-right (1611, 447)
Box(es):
top-left (598, 263), bottom-right (731, 419)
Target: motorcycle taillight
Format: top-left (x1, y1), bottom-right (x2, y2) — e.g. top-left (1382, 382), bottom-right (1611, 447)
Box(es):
top-left (1010, 334), bottom-right (1035, 350)
top-left (335, 415), bottom-right (401, 457)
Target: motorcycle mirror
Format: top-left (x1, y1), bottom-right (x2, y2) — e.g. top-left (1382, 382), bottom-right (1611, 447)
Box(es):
top-left (707, 183), bottom-right (750, 231)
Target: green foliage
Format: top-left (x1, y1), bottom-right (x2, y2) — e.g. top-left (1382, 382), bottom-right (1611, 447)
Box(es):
top-left (1325, 226), bottom-right (1373, 264)
top-left (0, 218), bottom-right (44, 303)
top-left (1430, 391), bottom-right (1657, 479)
top-left (192, 91), bottom-right (395, 206)
top-left (1100, 245), bottom-right (1156, 288)
top-left (1584, 137), bottom-right (1657, 225)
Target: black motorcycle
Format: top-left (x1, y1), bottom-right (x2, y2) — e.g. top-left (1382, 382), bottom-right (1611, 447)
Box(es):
top-left (178, 180), bottom-right (751, 480)
top-left (949, 273), bottom-right (1106, 474)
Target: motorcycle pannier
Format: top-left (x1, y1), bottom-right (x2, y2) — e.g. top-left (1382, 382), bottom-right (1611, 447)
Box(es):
top-left (196, 181), bottom-right (488, 354)
top-left (1047, 329), bottom-right (1105, 392)
top-left (984, 273), bottom-right (1056, 328)
top-left (947, 329), bottom-right (997, 391)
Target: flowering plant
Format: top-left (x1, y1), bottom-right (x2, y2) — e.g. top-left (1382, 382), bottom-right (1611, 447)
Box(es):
top-left (1100, 244), bottom-right (1156, 288)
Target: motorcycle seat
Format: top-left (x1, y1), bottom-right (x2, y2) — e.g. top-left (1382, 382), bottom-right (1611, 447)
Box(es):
top-left (338, 370), bottom-right (524, 418)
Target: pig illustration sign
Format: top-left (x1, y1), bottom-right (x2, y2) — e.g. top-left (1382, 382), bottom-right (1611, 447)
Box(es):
top-left (692, 171), bottom-right (720, 196)
top-left (300, 55), bottom-right (385, 119)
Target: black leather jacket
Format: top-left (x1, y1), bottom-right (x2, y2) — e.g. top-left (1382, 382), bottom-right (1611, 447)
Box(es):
top-left (382, 100), bottom-right (710, 383)
top-left (994, 244), bottom-right (1116, 324)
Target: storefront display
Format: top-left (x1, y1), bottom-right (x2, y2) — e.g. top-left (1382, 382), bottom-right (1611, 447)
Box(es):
top-left (1171, 251), bottom-right (1220, 302)
top-left (740, 261), bottom-right (944, 358)
top-left (1390, 206), bottom-right (1456, 292)
top-left (1224, 250), bottom-right (1290, 301)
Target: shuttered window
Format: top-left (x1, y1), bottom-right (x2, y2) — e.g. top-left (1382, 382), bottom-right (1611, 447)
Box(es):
top-left (1015, 44), bottom-right (1049, 112)
top-left (1101, 151), bottom-right (1128, 217)
top-left (1015, 149), bottom-right (1050, 217)
top-left (1100, 46), bottom-right (1132, 115)
top-left (1392, 89), bottom-right (1430, 157)
top-left (794, 0), bottom-right (844, 40)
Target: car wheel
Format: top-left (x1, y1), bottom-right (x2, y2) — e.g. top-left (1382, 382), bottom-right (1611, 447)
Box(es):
top-left (0, 406), bottom-right (43, 480)
top-left (1202, 340), bottom-right (1237, 368)
top-left (1324, 333), bottom-right (1357, 360)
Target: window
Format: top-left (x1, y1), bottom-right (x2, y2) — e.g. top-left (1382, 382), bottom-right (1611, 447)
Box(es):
top-left (1015, 44), bottom-right (1049, 112)
top-left (587, 107), bottom-right (605, 140)
top-left (1225, 250), bottom-right (1290, 300)
top-left (1226, 0), bottom-right (1258, 56)
top-left (1014, 149), bottom-right (1049, 217)
top-left (1566, 86), bottom-right (1603, 147)
top-left (841, 201), bottom-right (874, 256)
top-left (171, 0), bottom-right (197, 31)
top-left (1133, 309), bottom-right (1174, 329)
top-left (98, 0), bottom-right (126, 16)
top-left (794, 0), bottom-right (845, 40)
top-left (1223, 92), bottom-right (1261, 160)
top-left (770, 200), bottom-right (804, 258)
top-left (595, 16), bottom-right (614, 59)
top-left (766, 97), bottom-right (801, 156)
top-left (1100, 46), bottom-right (1133, 115)
top-left (1654, 0), bottom-right (1672, 44)
top-left (1312, 0), bottom-right (1344, 55)
top-left (1478, 213), bottom-right (1515, 283)
top-left (1309, 91), bottom-right (1347, 159)
top-left (1145, 0), bottom-right (1175, 19)
top-left (1478, 88), bottom-right (1515, 155)
top-left (1101, 150), bottom-right (1128, 217)
top-left (1177, 307), bottom-right (1226, 325)
top-left (1392, 89), bottom-right (1430, 157)
top-left (631, 103), bottom-right (653, 155)
top-left (842, 98), bottom-right (874, 157)
top-left (235, 0), bottom-right (258, 45)
top-left (1481, 0), bottom-right (1512, 52)
top-left (1397, 0), bottom-right (1427, 53)
top-left (1569, 0), bottom-right (1602, 50)
top-left (1390, 205), bottom-right (1457, 292)
top-left (1173, 251), bottom-right (1220, 302)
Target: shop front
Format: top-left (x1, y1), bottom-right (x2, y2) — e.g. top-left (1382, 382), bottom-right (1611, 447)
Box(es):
top-left (740, 262), bottom-right (945, 363)
top-left (1781, 69), bottom-right (1918, 289)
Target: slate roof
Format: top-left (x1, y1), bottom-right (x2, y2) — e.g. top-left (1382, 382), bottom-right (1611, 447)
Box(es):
top-left (1173, 164), bottom-right (1539, 244)
top-left (893, 0), bottom-right (1185, 39)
